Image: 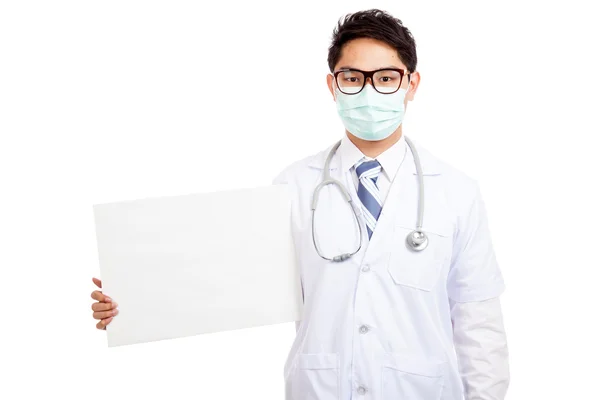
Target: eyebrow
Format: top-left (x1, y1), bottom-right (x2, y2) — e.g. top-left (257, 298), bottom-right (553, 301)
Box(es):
top-left (337, 65), bottom-right (404, 71)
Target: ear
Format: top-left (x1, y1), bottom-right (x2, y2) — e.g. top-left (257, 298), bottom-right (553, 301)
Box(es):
top-left (327, 74), bottom-right (336, 101)
top-left (405, 71), bottom-right (420, 102)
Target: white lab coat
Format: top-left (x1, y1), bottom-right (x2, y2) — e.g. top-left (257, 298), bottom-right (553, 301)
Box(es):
top-left (274, 137), bottom-right (508, 400)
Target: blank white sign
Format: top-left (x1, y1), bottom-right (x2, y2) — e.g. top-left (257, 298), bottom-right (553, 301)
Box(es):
top-left (93, 184), bottom-right (302, 347)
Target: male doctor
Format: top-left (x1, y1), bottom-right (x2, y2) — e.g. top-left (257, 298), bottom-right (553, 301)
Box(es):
top-left (90, 9), bottom-right (509, 400)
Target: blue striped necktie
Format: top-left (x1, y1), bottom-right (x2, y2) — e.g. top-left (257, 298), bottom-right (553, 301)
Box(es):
top-left (355, 159), bottom-right (383, 239)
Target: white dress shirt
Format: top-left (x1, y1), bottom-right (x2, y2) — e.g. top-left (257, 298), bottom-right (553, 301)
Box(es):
top-left (339, 132), bottom-right (408, 201)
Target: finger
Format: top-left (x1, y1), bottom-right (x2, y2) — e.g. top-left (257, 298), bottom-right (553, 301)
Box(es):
top-left (92, 277), bottom-right (102, 289)
top-left (90, 290), bottom-right (112, 303)
top-left (96, 317), bottom-right (113, 330)
top-left (91, 302), bottom-right (118, 312)
top-left (93, 309), bottom-right (119, 320)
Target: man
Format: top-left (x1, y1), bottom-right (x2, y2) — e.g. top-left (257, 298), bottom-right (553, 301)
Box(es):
top-left (91, 9), bottom-right (509, 400)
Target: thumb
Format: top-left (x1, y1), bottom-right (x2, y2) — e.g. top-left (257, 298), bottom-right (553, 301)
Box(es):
top-left (92, 277), bottom-right (102, 289)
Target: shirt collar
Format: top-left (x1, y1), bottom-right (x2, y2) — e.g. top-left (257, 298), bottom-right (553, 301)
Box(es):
top-left (338, 134), bottom-right (408, 182)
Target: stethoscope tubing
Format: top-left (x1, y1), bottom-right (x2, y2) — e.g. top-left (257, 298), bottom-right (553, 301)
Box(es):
top-left (311, 136), bottom-right (428, 262)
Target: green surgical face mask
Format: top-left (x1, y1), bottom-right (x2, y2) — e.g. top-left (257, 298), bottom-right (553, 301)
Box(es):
top-left (334, 83), bottom-right (408, 141)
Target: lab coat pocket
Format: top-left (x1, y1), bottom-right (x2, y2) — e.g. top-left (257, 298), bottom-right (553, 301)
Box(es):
top-left (291, 353), bottom-right (340, 400)
top-left (381, 353), bottom-right (444, 399)
top-left (387, 224), bottom-right (452, 291)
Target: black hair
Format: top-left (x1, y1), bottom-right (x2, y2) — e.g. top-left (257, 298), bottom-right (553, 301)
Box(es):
top-left (327, 9), bottom-right (417, 73)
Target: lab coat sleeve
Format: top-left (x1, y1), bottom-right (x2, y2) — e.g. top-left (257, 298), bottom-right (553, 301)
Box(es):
top-left (447, 180), bottom-right (505, 303)
top-left (447, 180), bottom-right (509, 399)
top-left (450, 297), bottom-right (510, 400)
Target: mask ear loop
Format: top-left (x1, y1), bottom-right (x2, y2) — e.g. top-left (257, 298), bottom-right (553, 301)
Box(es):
top-left (405, 73), bottom-right (412, 94)
top-left (331, 77), bottom-right (338, 100)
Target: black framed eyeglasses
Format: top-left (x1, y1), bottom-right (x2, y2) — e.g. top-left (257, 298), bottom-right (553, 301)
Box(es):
top-left (333, 68), bottom-right (410, 95)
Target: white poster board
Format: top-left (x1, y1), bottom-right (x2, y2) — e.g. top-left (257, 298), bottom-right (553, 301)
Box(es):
top-left (93, 184), bottom-right (302, 347)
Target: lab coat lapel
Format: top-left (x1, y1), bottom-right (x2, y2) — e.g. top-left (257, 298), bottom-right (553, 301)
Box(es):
top-left (342, 166), bottom-right (370, 261)
top-left (311, 151), bottom-right (366, 263)
top-left (362, 151), bottom-right (417, 260)
top-left (363, 140), bottom-right (444, 256)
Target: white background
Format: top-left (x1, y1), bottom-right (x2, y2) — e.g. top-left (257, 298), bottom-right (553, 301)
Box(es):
top-left (1, 0), bottom-right (599, 399)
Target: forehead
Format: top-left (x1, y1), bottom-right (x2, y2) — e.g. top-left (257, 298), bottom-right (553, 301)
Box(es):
top-left (335, 37), bottom-right (406, 71)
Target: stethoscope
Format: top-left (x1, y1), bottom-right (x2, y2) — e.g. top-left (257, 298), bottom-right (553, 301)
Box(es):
top-left (311, 135), bottom-right (428, 262)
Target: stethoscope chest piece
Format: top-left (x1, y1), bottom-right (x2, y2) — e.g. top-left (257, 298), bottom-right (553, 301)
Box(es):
top-left (406, 229), bottom-right (428, 251)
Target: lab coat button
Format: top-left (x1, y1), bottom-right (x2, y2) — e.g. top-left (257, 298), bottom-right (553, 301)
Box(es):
top-left (359, 325), bottom-right (370, 334)
top-left (361, 264), bottom-right (371, 272)
top-left (357, 386), bottom-right (367, 395)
